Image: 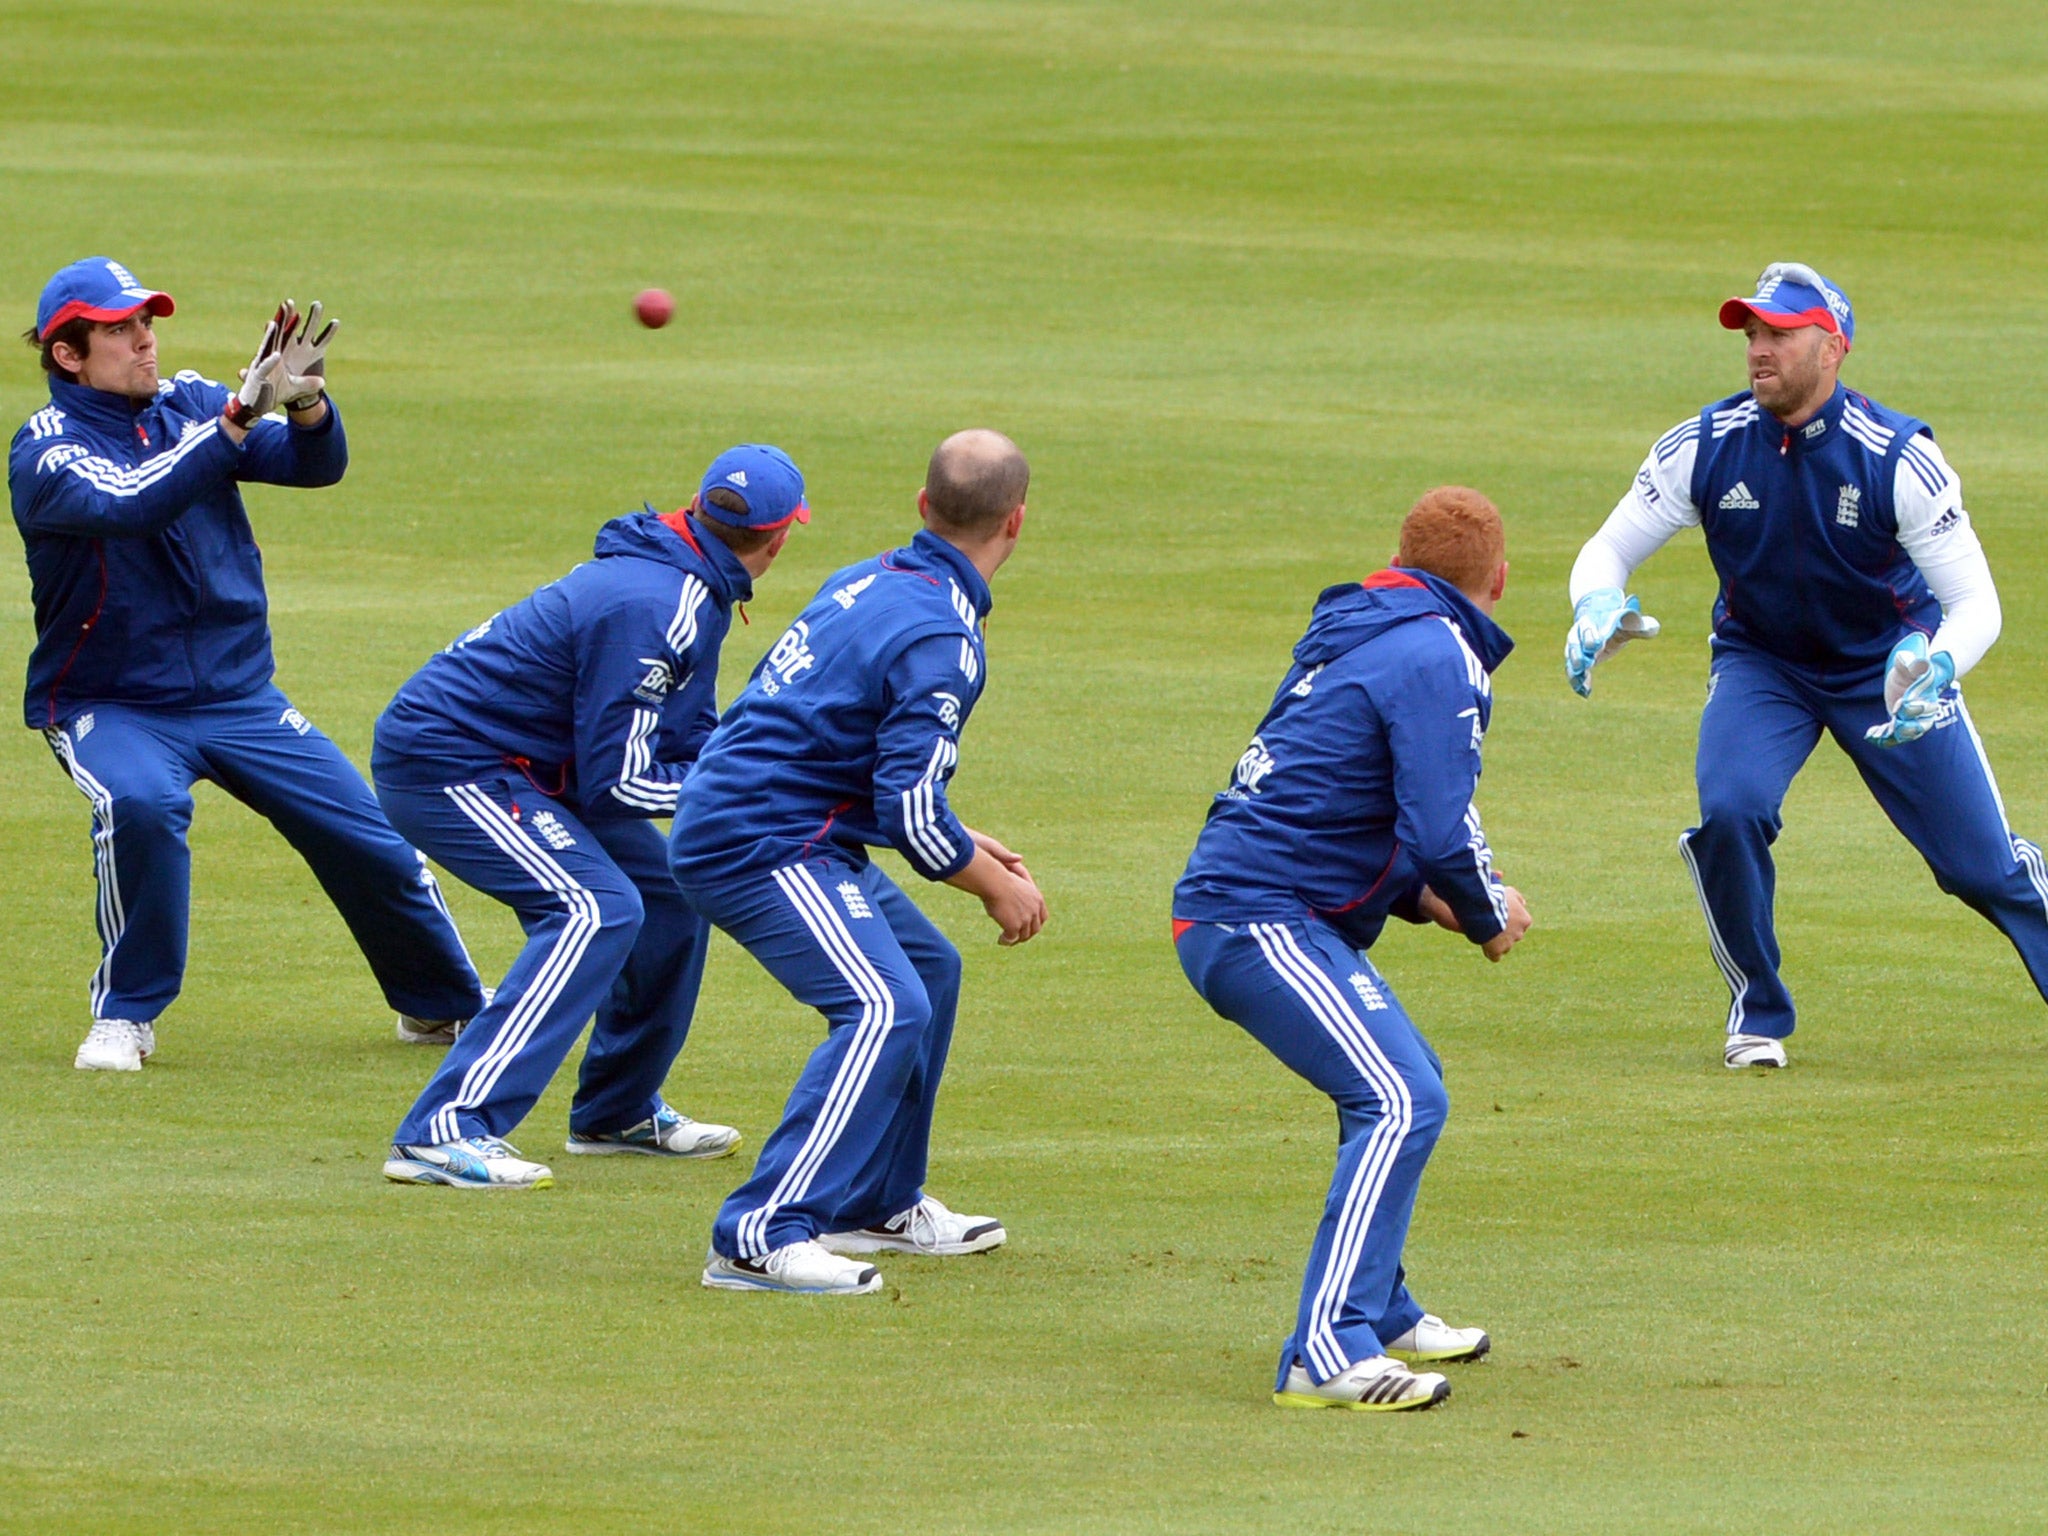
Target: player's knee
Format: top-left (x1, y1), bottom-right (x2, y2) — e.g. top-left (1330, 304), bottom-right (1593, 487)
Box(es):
top-left (1406, 1073), bottom-right (1449, 1141)
top-left (1934, 864), bottom-right (2003, 912)
top-left (108, 781), bottom-right (190, 841)
top-left (1694, 785), bottom-right (1780, 842)
top-left (591, 880), bottom-right (646, 950)
top-left (924, 937), bottom-right (963, 999)
top-left (884, 973), bottom-right (936, 1037)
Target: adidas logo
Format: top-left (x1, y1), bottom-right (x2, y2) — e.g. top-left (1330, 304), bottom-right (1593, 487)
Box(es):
top-left (726, 470), bottom-right (749, 488)
top-left (1719, 481), bottom-right (1760, 510)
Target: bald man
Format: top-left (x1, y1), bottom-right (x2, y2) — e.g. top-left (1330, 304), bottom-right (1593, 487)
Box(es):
top-left (673, 431), bottom-right (1048, 1296)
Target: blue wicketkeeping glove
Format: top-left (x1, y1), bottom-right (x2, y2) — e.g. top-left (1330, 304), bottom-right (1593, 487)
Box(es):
top-left (1565, 587), bottom-right (1661, 698)
top-left (1865, 633), bottom-right (1955, 747)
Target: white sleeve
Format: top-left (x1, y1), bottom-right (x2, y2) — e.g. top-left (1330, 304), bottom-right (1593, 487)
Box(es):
top-left (1894, 434), bottom-right (2000, 679)
top-left (1568, 420), bottom-right (1701, 602)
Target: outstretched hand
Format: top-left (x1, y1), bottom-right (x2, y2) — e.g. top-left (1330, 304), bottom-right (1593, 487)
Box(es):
top-left (1565, 587), bottom-right (1661, 697)
top-left (277, 300), bottom-right (338, 411)
top-left (223, 301), bottom-right (293, 434)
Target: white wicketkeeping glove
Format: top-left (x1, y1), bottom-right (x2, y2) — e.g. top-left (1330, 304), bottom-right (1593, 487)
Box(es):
top-left (277, 300), bottom-right (338, 410)
top-left (1565, 586), bottom-right (1661, 698)
top-left (1865, 633), bottom-right (1955, 748)
top-left (223, 301), bottom-right (292, 428)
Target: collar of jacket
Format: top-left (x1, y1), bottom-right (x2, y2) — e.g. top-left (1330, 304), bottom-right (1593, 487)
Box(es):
top-left (1766, 380), bottom-right (1848, 450)
top-left (599, 507), bottom-right (754, 605)
top-left (48, 374), bottom-right (155, 432)
top-left (908, 527), bottom-right (994, 617)
top-left (1296, 567), bottom-right (1514, 674)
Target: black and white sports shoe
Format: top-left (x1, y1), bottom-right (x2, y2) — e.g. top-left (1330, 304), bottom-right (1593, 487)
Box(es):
top-left (1725, 1032), bottom-right (1788, 1069)
top-left (1274, 1357), bottom-right (1450, 1413)
top-left (817, 1195), bottom-right (1005, 1256)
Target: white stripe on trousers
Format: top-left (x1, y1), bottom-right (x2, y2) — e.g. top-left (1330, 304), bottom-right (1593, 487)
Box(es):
top-left (1676, 830), bottom-right (1750, 1036)
top-left (424, 784), bottom-right (603, 1145)
top-left (1956, 700), bottom-right (2048, 923)
top-left (414, 850), bottom-right (481, 976)
top-left (733, 865), bottom-right (900, 1259)
top-left (47, 728), bottom-right (128, 1018)
top-left (1248, 923), bottom-right (1416, 1382)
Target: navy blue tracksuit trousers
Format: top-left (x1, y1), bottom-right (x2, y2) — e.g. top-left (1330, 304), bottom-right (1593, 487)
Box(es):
top-left (1178, 917), bottom-right (1443, 1387)
top-left (1684, 644), bottom-right (2048, 1039)
top-left (380, 776), bottom-right (710, 1146)
top-left (42, 685), bottom-right (482, 1026)
top-left (675, 856), bottom-right (960, 1260)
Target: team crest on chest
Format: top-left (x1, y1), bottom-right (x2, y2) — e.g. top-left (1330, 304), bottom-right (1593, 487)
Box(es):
top-left (1835, 485), bottom-right (1861, 528)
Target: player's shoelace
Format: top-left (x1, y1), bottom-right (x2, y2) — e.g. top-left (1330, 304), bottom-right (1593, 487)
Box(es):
top-left (889, 1198), bottom-right (944, 1251)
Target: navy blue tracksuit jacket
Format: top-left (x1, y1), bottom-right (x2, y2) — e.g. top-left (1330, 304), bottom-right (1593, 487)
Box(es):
top-left (1175, 568), bottom-right (1514, 949)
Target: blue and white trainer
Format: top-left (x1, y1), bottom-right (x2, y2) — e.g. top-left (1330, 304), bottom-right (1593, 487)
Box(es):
top-left (563, 1102), bottom-right (741, 1159)
top-left (383, 1135), bottom-right (554, 1190)
top-left (702, 1241), bottom-right (882, 1296)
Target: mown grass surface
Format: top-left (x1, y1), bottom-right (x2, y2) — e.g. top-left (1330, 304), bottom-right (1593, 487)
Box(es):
top-left (3, 3), bottom-right (2046, 1531)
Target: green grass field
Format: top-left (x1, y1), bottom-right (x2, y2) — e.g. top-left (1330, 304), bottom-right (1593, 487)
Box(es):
top-left (5, 2), bottom-right (2048, 1530)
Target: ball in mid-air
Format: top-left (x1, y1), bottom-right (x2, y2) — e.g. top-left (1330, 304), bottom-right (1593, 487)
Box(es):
top-left (634, 288), bottom-right (674, 329)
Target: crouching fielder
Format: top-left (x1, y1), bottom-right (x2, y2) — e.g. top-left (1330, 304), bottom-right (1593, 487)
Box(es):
top-left (673, 430), bottom-right (1046, 1297)
top-left (1173, 488), bottom-right (1531, 1412)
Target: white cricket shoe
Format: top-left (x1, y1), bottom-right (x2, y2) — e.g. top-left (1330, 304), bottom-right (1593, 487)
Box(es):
top-left (383, 1135), bottom-right (554, 1189)
top-left (1275, 1357), bottom-right (1450, 1412)
top-left (564, 1101), bottom-right (741, 1159)
top-left (1725, 1033), bottom-right (1788, 1069)
top-left (702, 1240), bottom-right (883, 1295)
top-left (817, 1194), bottom-right (1006, 1257)
top-left (75, 1019), bottom-right (152, 1072)
top-left (1385, 1313), bottom-right (1491, 1364)
top-left (396, 986), bottom-right (494, 1046)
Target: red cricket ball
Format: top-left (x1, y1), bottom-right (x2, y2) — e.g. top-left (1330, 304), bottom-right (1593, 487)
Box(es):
top-left (634, 288), bottom-right (675, 329)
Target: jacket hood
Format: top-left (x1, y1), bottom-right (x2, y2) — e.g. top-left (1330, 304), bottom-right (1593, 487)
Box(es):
top-left (594, 509), bottom-right (753, 603)
top-left (1292, 568), bottom-right (1514, 672)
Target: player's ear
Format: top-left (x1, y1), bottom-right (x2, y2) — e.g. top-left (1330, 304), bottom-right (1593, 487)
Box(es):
top-left (1491, 560), bottom-right (1509, 604)
top-left (1006, 502), bottom-right (1026, 541)
top-left (767, 528), bottom-right (791, 560)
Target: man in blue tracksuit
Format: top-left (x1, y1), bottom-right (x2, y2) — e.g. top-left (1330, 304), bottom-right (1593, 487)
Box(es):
top-left (374, 445), bottom-right (806, 1190)
top-left (1175, 486), bottom-right (1532, 1412)
top-left (674, 429), bottom-right (1047, 1296)
top-left (10, 257), bottom-right (483, 1073)
top-left (1567, 263), bottom-right (2048, 1068)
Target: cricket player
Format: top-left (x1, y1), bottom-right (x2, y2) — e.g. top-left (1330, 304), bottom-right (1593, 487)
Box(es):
top-left (10, 257), bottom-right (484, 1072)
top-left (672, 429), bottom-right (1046, 1296)
top-left (374, 446), bottom-right (806, 1189)
top-left (1174, 487), bottom-right (1531, 1412)
top-left (1567, 262), bottom-right (2048, 1068)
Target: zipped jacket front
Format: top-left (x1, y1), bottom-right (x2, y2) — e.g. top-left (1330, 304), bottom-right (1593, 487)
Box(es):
top-left (9, 371), bottom-right (347, 726)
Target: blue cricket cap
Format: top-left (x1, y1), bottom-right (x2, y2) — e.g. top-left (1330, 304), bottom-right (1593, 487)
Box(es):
top-left (1719, 262), bottom-right (1854, 349)
top-left (37, 256), bottom-right (175, 340)
top-left (696, 445), bottom-right (810, 530)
